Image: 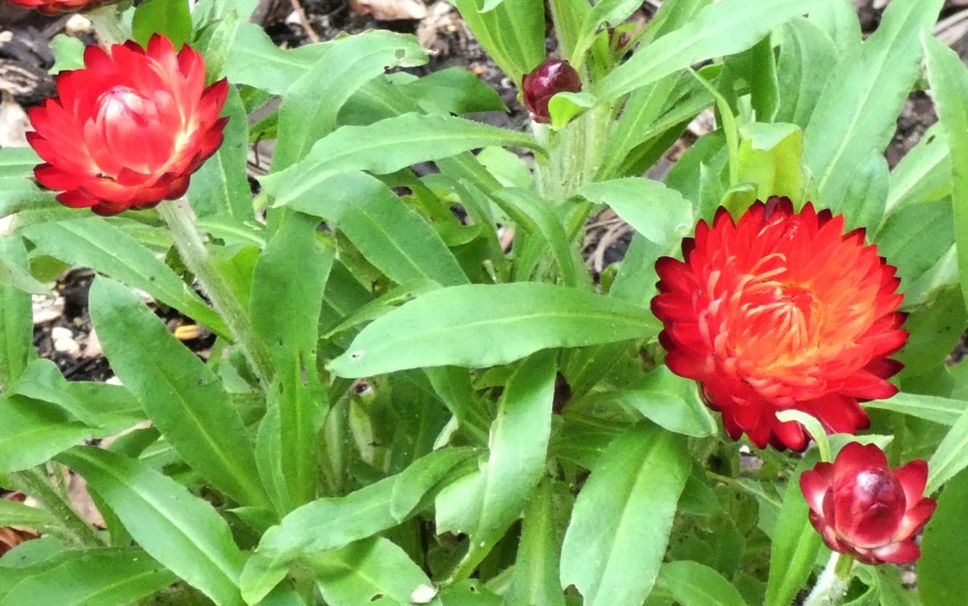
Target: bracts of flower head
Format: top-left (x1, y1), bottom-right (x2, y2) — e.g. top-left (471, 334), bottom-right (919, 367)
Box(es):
top-left (27, 34), bottom-right (227, 215)
top-left (651, 197), bottom-right (908, 451)
top-left (521, 59), bottom-right (582, 124)
top-left (800, 442), bottom-right (936, 565)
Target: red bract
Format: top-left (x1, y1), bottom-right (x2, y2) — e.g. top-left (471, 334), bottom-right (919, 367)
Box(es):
top-left (521, 59), bottom-right (581, 124)
top-left (651, 197), bottom-right (907, 450)
top-left (800, 442), bottom-right (935, 564)
top-left (3, 0), bottom-right (105, 14)
top-left (27, 35), bottom-right (228, 216)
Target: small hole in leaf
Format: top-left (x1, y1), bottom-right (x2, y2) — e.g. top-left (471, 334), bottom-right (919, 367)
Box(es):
top-left (370, 594), bottom-right (384, 602)
top-left (351, 351), bottom-right (364, 360)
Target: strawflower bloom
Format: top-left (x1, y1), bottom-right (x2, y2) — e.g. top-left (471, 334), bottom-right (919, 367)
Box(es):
top-left (28, 35), bottom-right (228, 216)
top-left (651, 197), bottom-right (907, 450)
top-left (800, 442), bottom-right (935, 564)
top-left (521, 59), bottom-right (581, 124)
top-left (3, 0), bottom-right (105, 14)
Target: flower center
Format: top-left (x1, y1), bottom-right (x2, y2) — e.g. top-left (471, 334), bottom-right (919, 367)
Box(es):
top-left (96, 86), bottom-right (153, 126)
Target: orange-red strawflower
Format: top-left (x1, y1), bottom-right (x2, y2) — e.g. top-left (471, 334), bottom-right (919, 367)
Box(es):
top-left (3, 0), bottom-right (107, 14)
top-left (651, 197), bottom-right (907, 450)
top-left (27, 35), bottom-right (228, 216)
top-left (801, 442), bottom-right (935, 564)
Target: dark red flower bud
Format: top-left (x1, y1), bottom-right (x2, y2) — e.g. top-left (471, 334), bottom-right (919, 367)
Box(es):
top-left (522, 59), bottom-right (581, 124)
top-left (27, 35), bottom-right (228, 215)
top-left (800, 442), bottom-right (937, 564)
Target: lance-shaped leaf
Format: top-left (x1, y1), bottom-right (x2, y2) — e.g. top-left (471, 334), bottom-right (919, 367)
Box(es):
top-left (89, 277), bottom-right (269, 509)
top-left (329, 283), bottom-right (658, 377)
top-left (593, 0), bottom-right (826, 102)
top-left (21, 218), bottom-right (226, 334)
top-left (804, 0), bottom-right (944, 215)
top-left (0, 548), bottom-right (175, 606)
top-left (559, 424), bottom-right (690, 606)
top-left (241, 448), bottom-right (474, 604)
top-left (58, 447), bottom-right (247, 606)
top-left (0, 237), bottom-right (33, 388)
top-left (263, 113), bottom-right (541, 208)
top-left (310, 538), bottom-right (442, 606)
top-left (436, 352), bottom-right (557, 576)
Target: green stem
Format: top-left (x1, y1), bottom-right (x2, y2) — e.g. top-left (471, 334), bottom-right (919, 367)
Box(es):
top-left (9, 467), bottom-right (102, 548)
top-left (803, 553), bottom-right (855, 606)
top-left (158, 199), bottom-right (274, 386)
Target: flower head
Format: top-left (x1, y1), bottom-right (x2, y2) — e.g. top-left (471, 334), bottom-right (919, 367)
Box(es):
top-left (27, 35), bottom-right (228, 216)
top-left (4, 0), bottom-right (107, 14)
top-left (800, 442), bottom-right (935, 564)
top-left (522, 59), bottom-right (581, 124)
top-left (651, 197), bottom-right (907, 450)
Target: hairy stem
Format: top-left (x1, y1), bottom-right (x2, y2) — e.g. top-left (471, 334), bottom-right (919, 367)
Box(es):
top-left (803, 553), bottom-right (855, 606)
top-left (158, 199), bottom-right (274, 385)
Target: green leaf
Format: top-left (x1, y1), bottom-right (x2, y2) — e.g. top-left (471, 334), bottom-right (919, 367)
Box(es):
top-left (21, 218), bottom-right (226, 335)
top-left (223, 23), bottom-right (326, 94)
top-left (839, 152), bottom-right (890, 230)
top-left (401, 68), bottom-right (507, 115)
top-left (188, 85), bottom-right (253, 221)
top-left (506, 478), bottom-right (568, 606)
top-left (864, 392), bottom-right (967, 427)
top-left (309, 538), bottom-right (441, 606)
top-left (251, 212), bottom-right (332, 508)
top-left (579, 178), bottom-right (694, 249)
top-left (0, 396), bottom-right (95, 473)
top-left (582, 367), bottom-right (717, 438)
top-left (736, 122), bottom-right (805, 203)
top-left (593, 0), bottom-right (826, 102)
top-left (48, 34), bottom-right (85, 74)
top-left (263, 114), bottom-right (542, 208)
top-left (89, 277), bottom-right (269, 509)
top-left (803, 0), bottom-right (944, 213)
top-left (452, 0), bottom-right (545, 83)
top-left (286, 173), bottom-right (468, 287)
top-left (919, 470), bottom-right (968, 606)
top-left (241, 448), bottom-right (474, 604)
top-left (132, 0), bottom-right (193, 48)
top-left (436, 351), bottom-right (556, 575)
top-left (273, 31), bottom-right (427, 170)
top-left (886, 126), bottom-right (949, 215)
top-left (0, 237), bottom-right (33, 388)
top-left (329, 283), bottom-right (658, 377)
top-left (10, 359), bottom-right (143, 430)
top-left (775, 19), bottom-right (840, 130)
top-left (926, 394), bottom-right (968, 493)
top-left (807, 0), bottom-right (861, 56)
top-left (656, 561), bottom-right (749, 606)
top-left (763, 453), bottom-right (822, 606)
top-left (559, 424), bottom-right (690, 606)
top-left (0, 499), bottom-right (60, 534)
top-left (58, 447), bottom-right (247, 606)
top-left (924, 34), bottom-right (968, 318)
top-left (0, 548), bottom-right (175, 606)
top-left (494, 189), bottom-right (587, 288)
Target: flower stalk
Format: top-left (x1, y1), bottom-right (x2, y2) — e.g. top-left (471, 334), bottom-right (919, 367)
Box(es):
top-left (157, 199), bottom-right (274, 385)
top-left (803, 552), bottom-right (854, 606)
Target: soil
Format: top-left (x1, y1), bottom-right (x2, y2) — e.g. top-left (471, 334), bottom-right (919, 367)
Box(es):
top-left (0, 0), bottom-right (966, 382)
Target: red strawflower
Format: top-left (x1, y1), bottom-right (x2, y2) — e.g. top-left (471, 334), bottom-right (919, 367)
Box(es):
top-left (651, 197), bottom-right (907, 450)
top-left (521, 59), bottom-right (581, 124)
top-left (800, 442), bottom-right (935, 564)
top-left (27, 35), bottom-right (228, 216)
top-left (3, 0), bottom-right (106, 14)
